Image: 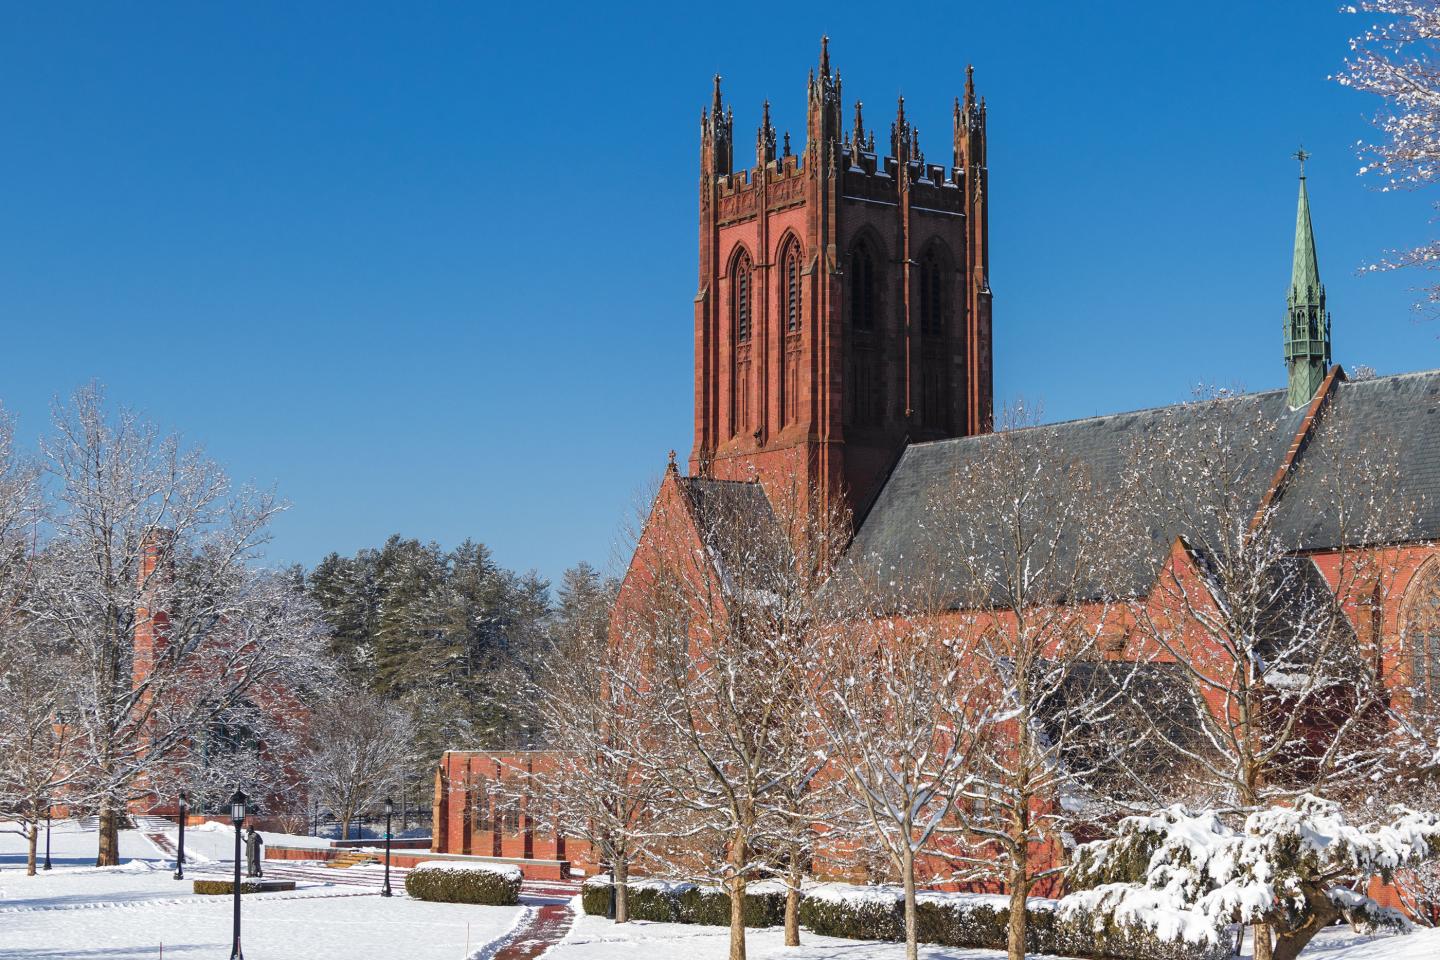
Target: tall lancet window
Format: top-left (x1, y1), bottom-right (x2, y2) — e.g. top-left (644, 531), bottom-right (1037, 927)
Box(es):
top-left (730, 248), bottom-right (753, 437)
top-left (851, 242), bottom-right (877, 332)
top-left (848, 239), bottom-right (882, 425)
top-left (920, 245), bottom-right (945, 337)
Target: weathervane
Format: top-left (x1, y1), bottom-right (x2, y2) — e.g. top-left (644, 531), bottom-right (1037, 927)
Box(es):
top-left (1293, 146), bottom-right (1310, 179)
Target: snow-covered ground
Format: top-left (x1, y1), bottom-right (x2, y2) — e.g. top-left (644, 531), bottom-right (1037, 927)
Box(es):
top-left (0, 820), bottom-right (524, 960)
top-left (4, 820), bottom-right (1438, 960)
top-left (547, 910), bottom-right (1440, 960)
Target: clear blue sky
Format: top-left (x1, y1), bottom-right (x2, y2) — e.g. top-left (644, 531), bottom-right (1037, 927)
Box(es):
top-left (1, 2), bottom-right (1435, 586)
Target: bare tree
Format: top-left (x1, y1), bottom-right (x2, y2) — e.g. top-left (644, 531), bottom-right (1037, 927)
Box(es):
top-left (510, 563), bottom-right (662, 923)
top-left (0, 403), bottom-right (62, 875)
top-left (0, 626), bottom-right (80, 874)
top-left (909, 405), bottom-right (1144, 960)
top-left (1339, 2), bottom-right (1440, 315)
top-left (811, 611), bottom-right (985, 960)
top-left (617, 472), bottom-right (843, 960)
top-left (24, 384), bottom-right (329, 864)
top-left (300, 685), bottom-right (417, 839)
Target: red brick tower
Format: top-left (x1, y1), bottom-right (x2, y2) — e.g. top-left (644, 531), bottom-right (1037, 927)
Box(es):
top-left (132, 528), bottom-right (173, 690)
top-left (690, 39), bottom-right (993, 523)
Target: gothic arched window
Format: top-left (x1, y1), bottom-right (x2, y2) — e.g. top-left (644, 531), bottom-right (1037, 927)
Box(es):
top-left (1404, 560), bottom-right (1440, 714)
top-left (733, 251), bottom-right (753, 342)
top-left (920, 245), bottom-right (945, 337)
top-left (782, 240), bottom-right (802, 333)
top-left (850, 242), bottom-right (877, 332)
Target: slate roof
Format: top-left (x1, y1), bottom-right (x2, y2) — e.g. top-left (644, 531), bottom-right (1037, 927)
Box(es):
top-left (678, 477), bottom-right (792, 588)
top-left (1272, 370), bottom-right (1440, 550)
top-left (850, 388), bottom-right (1305, 610)
top-left (849, 369), bottom-right (1440, 612)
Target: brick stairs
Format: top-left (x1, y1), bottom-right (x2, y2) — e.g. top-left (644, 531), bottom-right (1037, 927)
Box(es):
top-left (133, 815), bottom-right (181, 859)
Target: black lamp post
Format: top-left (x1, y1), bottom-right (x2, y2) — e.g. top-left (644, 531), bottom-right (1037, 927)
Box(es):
top-left (228, 789), bottom-right (247, 960)
top-left (381, 797), bottom-right (394, 897)
top-left (606, 859), bottom-right (617, 919)
top-left (42, 802), bottom-right (52, 871)
top-left (174, 790), bottom-right (187, 880)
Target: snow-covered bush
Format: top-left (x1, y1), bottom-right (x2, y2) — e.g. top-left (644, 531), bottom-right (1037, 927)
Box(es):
top-left (580, 876), bottom-right (786, 927)
top-left (1066, 796), bottom-right (1440, 960)
top-left (403, 861), bottom-right (522, 905)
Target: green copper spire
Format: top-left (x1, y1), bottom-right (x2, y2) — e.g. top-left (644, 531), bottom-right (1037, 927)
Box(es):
top-left (1285, 148), bottom-right (1331, 409)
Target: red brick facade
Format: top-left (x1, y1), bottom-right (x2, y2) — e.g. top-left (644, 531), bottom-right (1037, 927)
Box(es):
top-left (431, 750), bottom-right (596, 878)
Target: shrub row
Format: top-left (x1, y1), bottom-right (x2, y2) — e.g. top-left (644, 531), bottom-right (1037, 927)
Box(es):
top-left (582, 879), bottom-right (1227, 960)
top-left (799, 887), bottom-right (1230, 960)
top-left (404, 863), bottom-right (522, 905)
top-left (581, 878), bottom-right (786, 927)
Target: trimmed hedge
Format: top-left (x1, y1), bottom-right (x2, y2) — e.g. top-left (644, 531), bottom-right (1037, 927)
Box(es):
top-left (404, 864), bottom-right (522, 905)
top-left (581, 878), bottom-right (786, 927)
top-left (584, 879), bottom-right (1227, 960)
top-left (192, 879), bottom-right (296, 895)
top-left (798, 888), bottom-right (903, 941)
top-left (802, 886), bottom-right (1229, 960)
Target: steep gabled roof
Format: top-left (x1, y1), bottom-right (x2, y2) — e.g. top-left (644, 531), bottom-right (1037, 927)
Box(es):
top-left (1272, 369), bottom-right (1440, 550)
top-left (677, 477), bottom-right (792, 589)
top-left (850, 389), bottom-right (1305, 610)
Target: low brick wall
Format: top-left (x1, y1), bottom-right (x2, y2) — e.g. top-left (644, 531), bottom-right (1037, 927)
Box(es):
top-left (330, 837), bottom-right (432, 850)
top-left (267, 845), bottom-right (332, 862)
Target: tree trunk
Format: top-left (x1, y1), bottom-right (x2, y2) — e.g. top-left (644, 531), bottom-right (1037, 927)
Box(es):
top-left (728, 836), bottom-right (748, 960)
top-left (902, 848), bottom-right (919, 960)
top-left (615, 855), bottom-right (631, 924)
top-left (1007, 851), bottom-right (1029, 960)
top-left (784, 845), bottom-right (802, 948)
top-left (1271, 926), bottom-right (1317, 960)
top-left (26, 821), bottom-right (38, 876)
top-left (1270, 896), bottom-right (1337, 960)
top-left (1253, 922), bottom-right (1274, 960)
top-left (96, 800), bottom-right (121, 867)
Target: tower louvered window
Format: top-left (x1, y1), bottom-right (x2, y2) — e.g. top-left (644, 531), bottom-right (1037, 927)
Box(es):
top-left (734, 254), bottom-right (752, 342)
top-left (731, 249), bottom-right (753, 437)
top-left (784, 244), bottom-right (801, 333)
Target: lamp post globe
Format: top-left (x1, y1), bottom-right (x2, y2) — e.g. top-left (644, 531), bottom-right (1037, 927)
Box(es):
top-left (381, 797), bottom-right (394, 898)
top-left (228, 789), bottom-right (246, 960)
top-left (174, 790), bottom-right (187, 880)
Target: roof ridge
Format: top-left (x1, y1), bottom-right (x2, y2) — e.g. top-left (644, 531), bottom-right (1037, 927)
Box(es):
top-left (678, 476), bottom-right (765, 487)
top-left (1336, 367), bottom-right (1440, 387)
top-left (905, 386), bottom-right (1290, 452)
